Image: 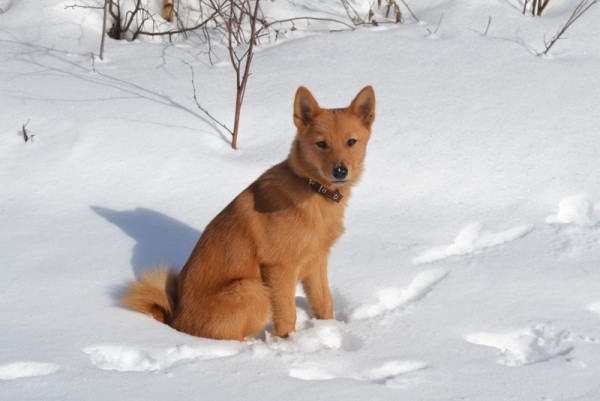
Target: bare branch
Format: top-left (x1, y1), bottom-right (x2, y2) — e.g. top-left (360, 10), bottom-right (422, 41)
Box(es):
top-left (21, 120), bottom-right (32, 143)
top-left (538, 0), bottom-right (550, 16)
top-left (525, 0), bottom-right (551, 17)
top-left (340, 0), bottom-right (365, 24)
top-left (426, 12), bottom-right (444, 35)
top-left (99, 0), bottom-right (108, 60)
top-left (540, 0), bottom-right (599, 55)
top-left (64, 4), bottom-right (104, 10)
top-left (185, 61), bottom-right (234, 137)
top-left (136, 9), bottom-right (220, 39)
top-left (261, 16), bottom-right (356, 31)
top-left (399, 0), bottom-right (419, 22)
top-left (484, 15), bottom-right (492, 36)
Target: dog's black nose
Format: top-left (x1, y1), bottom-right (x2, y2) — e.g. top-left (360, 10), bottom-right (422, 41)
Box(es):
top-left (332, 165), bottom-right (348, 180)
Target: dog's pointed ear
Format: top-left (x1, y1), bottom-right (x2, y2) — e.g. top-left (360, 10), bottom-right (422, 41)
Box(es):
top-left (294, 86), bottom-right (321, 129)
top-left (350, 86), bottom-right (376, 128)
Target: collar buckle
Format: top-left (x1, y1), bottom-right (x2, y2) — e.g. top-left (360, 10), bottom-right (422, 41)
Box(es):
top-left (308, 179), bottom-right (343, 203)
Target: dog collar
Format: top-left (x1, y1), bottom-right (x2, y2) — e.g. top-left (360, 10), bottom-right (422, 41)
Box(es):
top-left (307, 179), bottom-right (343, 203)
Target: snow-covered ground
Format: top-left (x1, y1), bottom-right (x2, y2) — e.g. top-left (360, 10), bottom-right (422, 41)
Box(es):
top-left (1, 0), bottom-right (600, 400)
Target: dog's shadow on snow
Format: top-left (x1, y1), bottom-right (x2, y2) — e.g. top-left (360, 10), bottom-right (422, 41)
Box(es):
top-left (91, 206), bottom-right (200, 278)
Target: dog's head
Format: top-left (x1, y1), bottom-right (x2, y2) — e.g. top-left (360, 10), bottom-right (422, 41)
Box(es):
top-left (290, 86), bottom-right (376, 189)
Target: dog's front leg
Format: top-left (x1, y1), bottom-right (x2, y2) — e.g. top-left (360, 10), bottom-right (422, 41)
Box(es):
top-left (261, 265), bottom-right (297, 337)
top-left (302, 260), bottom-right (334, 320)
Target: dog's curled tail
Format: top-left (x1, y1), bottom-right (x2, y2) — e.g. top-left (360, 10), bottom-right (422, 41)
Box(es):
top-left (122, 266), bottom-right (178, 323)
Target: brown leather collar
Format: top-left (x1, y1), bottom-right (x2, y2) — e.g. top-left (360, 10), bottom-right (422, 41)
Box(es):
top-left (307, 179), bottom-right (343, 203)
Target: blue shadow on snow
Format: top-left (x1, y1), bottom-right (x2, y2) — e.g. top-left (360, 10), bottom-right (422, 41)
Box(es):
top-left (91, 206), bottom-right (200, 276)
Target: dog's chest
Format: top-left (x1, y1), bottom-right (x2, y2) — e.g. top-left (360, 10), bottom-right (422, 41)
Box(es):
top-left (300, 199), bottom-right (345, 244)
top-left (256, 197), bottom-right (345, 263)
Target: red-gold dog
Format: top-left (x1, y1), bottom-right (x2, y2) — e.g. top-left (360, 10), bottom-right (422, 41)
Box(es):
top-left (123, 86), bottom-right (376, 340)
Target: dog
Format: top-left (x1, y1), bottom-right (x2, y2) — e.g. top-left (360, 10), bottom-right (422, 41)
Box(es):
top-left (123, 86), bottom-right (376, 340)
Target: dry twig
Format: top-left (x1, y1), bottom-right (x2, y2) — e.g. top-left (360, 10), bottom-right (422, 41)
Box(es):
top-left (540, 0), bottom-right (599, 55)
top-left (484, 16), bottom-right (492, 36)
top-left (21, 120), bottom-right (32, 142)
top-left (186, 62), bottom-right (234, 137)
top-left (426, 13), bottom-right (444, 35)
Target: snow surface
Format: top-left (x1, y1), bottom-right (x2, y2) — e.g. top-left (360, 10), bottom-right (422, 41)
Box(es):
top-left (411, 222), bottom-right (534, 265)
top-left (1, 0), bottom-right (600, 400)
top-left (546, 193), bottom-right (600, 227)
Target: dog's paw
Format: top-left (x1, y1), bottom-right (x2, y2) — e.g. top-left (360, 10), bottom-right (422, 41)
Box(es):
top-left (260, 319), bottom-right (362, 353)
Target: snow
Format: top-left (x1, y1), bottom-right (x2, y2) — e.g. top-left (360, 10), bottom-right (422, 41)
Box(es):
top-left (466, 323), bottom-right (575, 367)
top-left (546, 193), bottom-right (600, 227)
top-left (349, 268), bottom-right (448, 320)
top-left (1, 0), bottom-right (600, 400)
top-left (0, 362), bottom-right (60, 381)
top-left (84, 343), bottom-right (245, 372)
top-left (289, 359), bottom-right (428, 384)
top-left (412, 222), bottom-right (534, 265)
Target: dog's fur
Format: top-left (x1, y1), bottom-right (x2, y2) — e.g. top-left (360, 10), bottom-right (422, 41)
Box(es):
top-left (123, 86), bottom-right (376, 340)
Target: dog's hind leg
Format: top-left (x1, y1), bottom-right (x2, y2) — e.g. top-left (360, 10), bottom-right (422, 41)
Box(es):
top-left (209, 279), bottom-right (272, 340)
top-left (170, 278), bottom-right (271, 341)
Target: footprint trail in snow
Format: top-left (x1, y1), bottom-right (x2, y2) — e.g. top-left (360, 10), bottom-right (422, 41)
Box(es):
top-left (84, 318), bottom-right (360, 372)
top-left (466, 323), bottom-right (576, 367)
top-left (84, 269), bottom-right (449, 381)
top-left (84, 268), bottom-right (444, 378)
top-left (0, 362), bottom-right (60, 380)
top-left (412, 222), bottom-right (533, 265)
top-left (83, 343), bottom-right (244, 372)
top-left (546, 194), bottom-right (600, 227)
top-left (350, 268), bottom-right (448, 320)
top-left (289, 359), bottom-right (428, 387)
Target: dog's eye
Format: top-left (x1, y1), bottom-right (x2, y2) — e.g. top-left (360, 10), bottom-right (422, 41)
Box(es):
top-left (316, 141), bottom-right (328, 149)
top-left (347, 138), bottom-right (357, 147)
